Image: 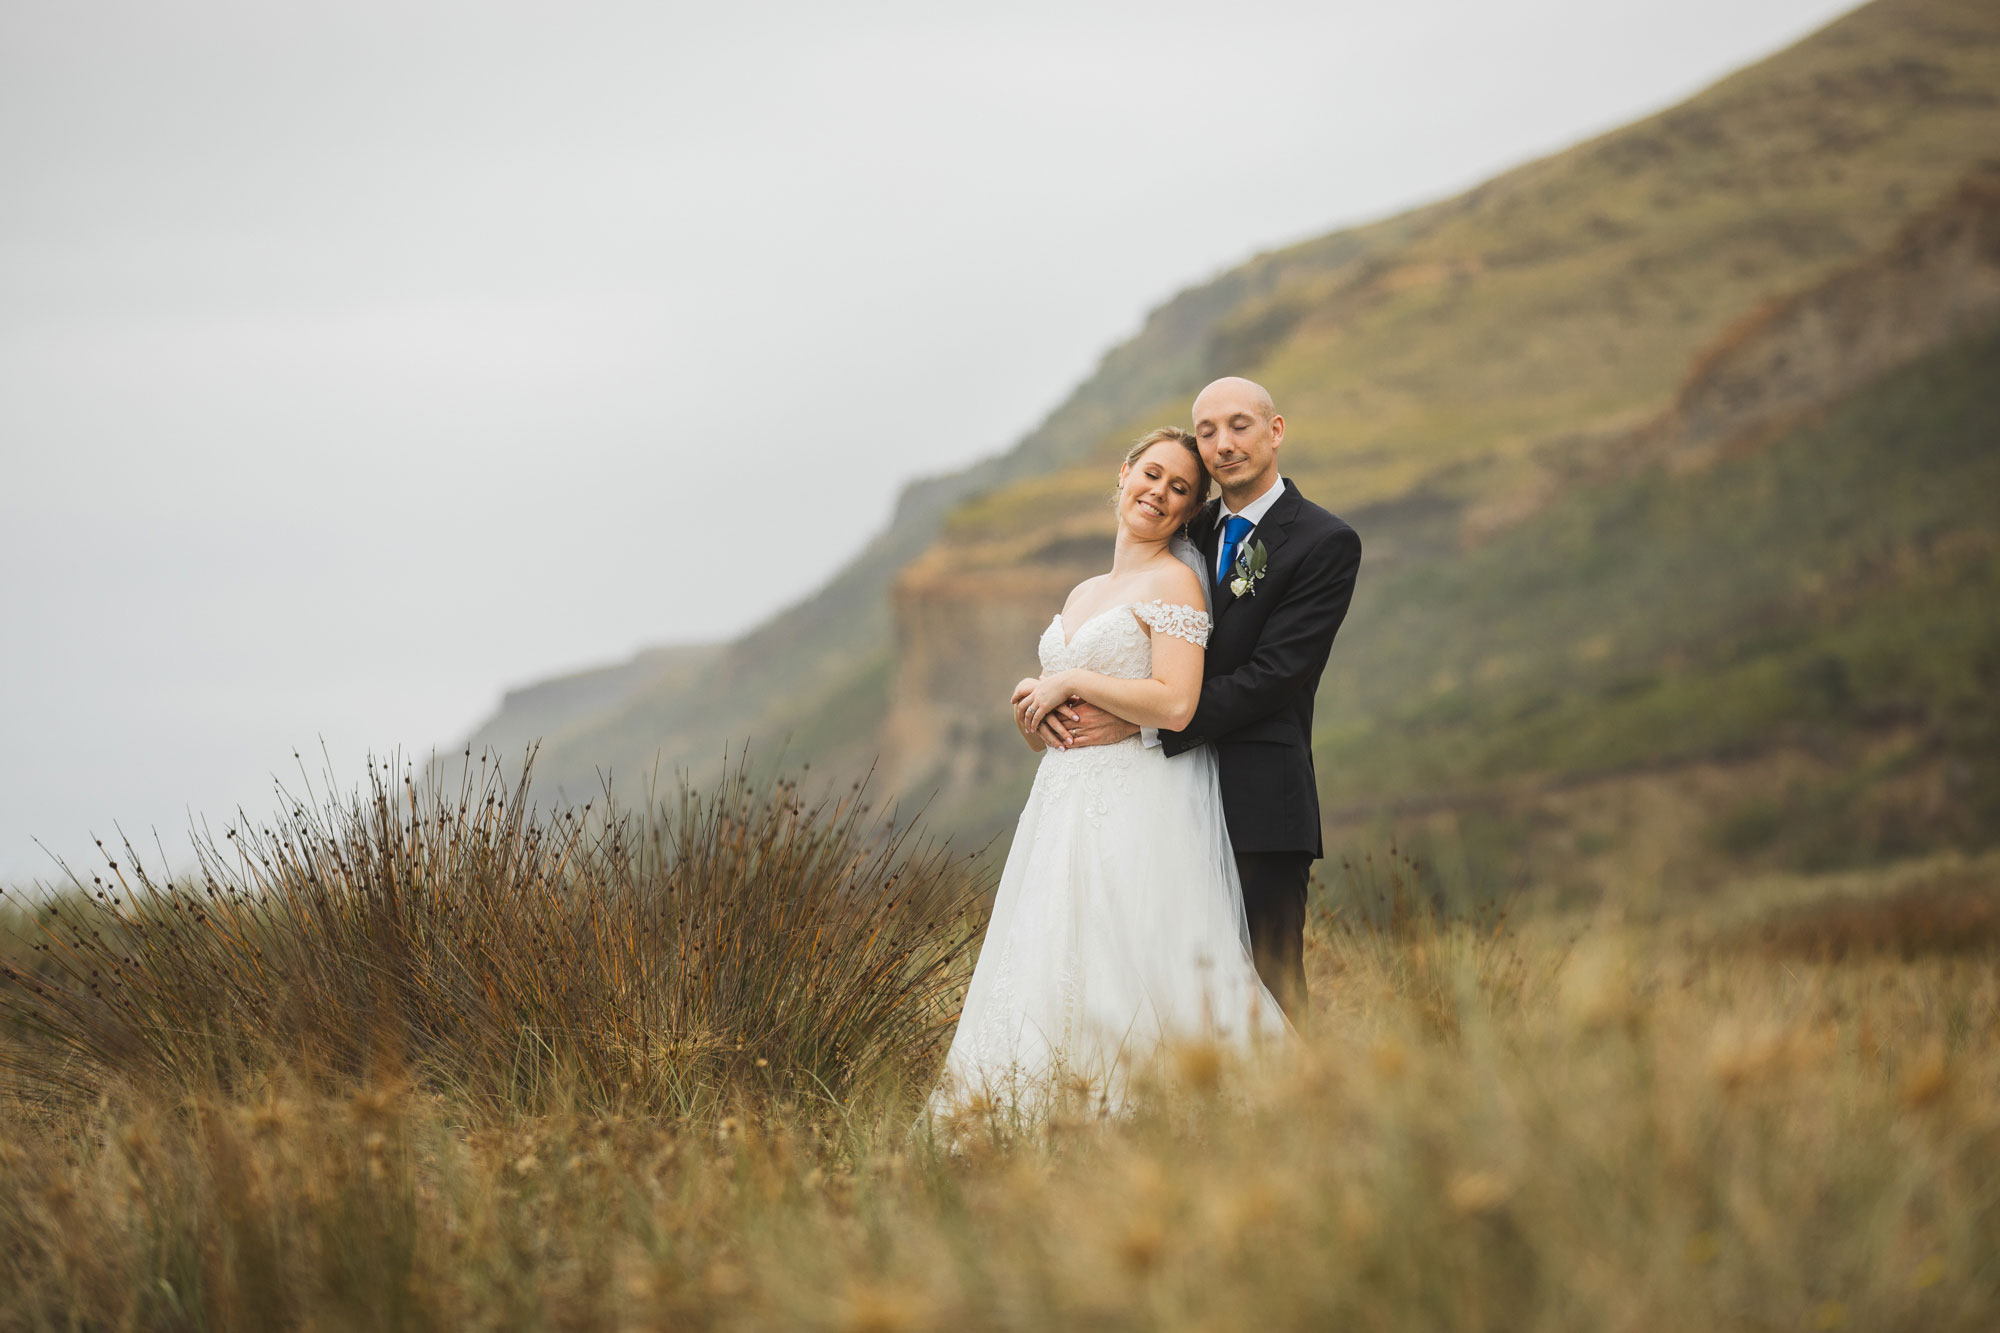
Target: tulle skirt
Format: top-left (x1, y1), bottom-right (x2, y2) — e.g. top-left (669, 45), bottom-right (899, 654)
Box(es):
top-left (930, 737), bottom-right (1290, 1117)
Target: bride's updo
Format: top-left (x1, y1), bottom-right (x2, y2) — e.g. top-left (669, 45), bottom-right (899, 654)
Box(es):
top-left (1120, 427), bottom-right (1210, 511)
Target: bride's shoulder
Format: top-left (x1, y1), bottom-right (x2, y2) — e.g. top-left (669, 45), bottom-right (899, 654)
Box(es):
top-left (1129, 558), bottom-right (1208, 638)
top-left (1131, 558), bottom-right (1212, 645)
top-left (1142, 553), bottom-right (1205, 607)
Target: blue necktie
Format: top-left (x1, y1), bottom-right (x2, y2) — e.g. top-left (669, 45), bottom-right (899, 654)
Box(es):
top-left (1218, 515), bottom-right (1255, 589)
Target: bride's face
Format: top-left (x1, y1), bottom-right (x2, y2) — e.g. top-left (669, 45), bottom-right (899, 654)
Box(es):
top-left (1117, 443), bottom-right (1205, 538)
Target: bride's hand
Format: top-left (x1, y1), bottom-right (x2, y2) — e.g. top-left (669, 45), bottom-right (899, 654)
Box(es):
top-left (1020, 672), bottom-right (1077, 731)
top-left (1011, 677), bottom-right (1041, 733)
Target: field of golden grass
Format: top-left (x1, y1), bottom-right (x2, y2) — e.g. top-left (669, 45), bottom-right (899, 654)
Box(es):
top-left (2, 766), bottom-right (1996, 1330)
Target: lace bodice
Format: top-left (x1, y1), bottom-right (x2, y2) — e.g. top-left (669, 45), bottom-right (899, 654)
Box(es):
top-left (1038, 601), bottom-right (1210, 679)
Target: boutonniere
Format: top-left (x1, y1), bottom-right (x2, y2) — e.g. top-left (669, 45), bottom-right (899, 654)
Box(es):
top-left (1228, 540), bottom-right (1269, 598)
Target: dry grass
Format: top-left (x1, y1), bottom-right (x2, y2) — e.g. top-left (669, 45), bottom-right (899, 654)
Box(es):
top-left (1731, 862), bottom-right (2000, 962)
top-left (3, 777), bottom-right (1998, 1330)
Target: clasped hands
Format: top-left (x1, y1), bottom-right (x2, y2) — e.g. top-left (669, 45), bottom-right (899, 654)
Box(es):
top-left (1012, 672), bottom-right (1140, 750)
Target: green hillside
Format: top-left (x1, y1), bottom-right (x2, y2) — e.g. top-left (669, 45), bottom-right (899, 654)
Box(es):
top-left (1320, 321), bottom-right (2000, 873)
top-left (463, 0), bottom-right (2000, 869)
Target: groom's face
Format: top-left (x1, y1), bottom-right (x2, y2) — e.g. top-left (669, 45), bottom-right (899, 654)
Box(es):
top-left (1193, 384), bottom-right (1282, 502)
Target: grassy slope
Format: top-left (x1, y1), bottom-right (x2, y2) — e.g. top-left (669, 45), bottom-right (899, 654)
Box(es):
top-left (912, 0), bottom-right (2000, 861)
top-left (468, 0), bottom-right (2000, 810)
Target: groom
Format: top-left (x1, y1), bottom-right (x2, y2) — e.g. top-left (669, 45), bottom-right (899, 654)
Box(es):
top-left (1043, 377), bottom-right (1361, 1019)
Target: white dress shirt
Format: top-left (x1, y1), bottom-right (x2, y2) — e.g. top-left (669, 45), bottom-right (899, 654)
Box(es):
top-left (1212, 472), bottom-right (1287, 581)
top-left (1141, 472), bottom-right (1286, 749)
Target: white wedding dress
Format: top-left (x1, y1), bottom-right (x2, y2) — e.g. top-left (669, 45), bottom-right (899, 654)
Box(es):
top-left (930, 571), bottom-right (1290, 1118)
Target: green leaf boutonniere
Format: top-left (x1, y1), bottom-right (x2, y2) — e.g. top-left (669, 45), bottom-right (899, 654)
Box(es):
top-left (1228, 540), bottom-right (1269, 598)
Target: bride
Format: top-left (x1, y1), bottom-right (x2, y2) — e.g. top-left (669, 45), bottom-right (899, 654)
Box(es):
top-left (929, 428), bottom-right (1290, 1117)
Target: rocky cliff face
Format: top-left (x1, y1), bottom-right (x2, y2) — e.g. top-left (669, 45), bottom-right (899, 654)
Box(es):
top-left (880, 529), bottom-right (1107, 809)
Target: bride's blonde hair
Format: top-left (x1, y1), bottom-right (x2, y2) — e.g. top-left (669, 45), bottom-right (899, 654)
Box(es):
top-left (1118, 427), bottom-right (1210, 513)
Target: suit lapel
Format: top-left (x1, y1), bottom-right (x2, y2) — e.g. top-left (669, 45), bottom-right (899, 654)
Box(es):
top-left (1214, 480), bottom-right (1303, 622)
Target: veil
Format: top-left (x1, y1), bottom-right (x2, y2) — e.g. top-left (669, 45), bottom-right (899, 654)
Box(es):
top-left (1169, 531), bottom-right (1211, 612)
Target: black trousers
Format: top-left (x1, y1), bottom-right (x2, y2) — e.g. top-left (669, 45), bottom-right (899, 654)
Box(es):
top-left (1235, 850), bottom-right (1313, 1022)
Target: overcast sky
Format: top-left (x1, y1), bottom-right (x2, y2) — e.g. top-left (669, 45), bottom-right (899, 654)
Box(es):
top-left (1, 0), bottom-right (1857, 881)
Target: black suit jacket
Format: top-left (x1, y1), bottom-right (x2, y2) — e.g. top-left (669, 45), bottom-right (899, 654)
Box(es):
top-left (1159, 479), bottom-right (1361, 857)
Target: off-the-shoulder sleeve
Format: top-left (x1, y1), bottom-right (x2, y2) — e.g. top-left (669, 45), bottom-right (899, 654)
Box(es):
top-left (1133, 600), bottom-right (1211, 647)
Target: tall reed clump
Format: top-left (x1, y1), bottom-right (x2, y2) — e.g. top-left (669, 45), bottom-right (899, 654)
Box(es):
top-left (0, 751), bottom-right (988, 1116)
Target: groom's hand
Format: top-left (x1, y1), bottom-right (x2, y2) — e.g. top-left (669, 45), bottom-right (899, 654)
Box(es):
top-left (1055, 701), bottom-right (1140, 748)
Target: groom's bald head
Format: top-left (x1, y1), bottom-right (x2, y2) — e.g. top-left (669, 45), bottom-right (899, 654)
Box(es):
top-left (1193, 376), bottom-right (1277, 424)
